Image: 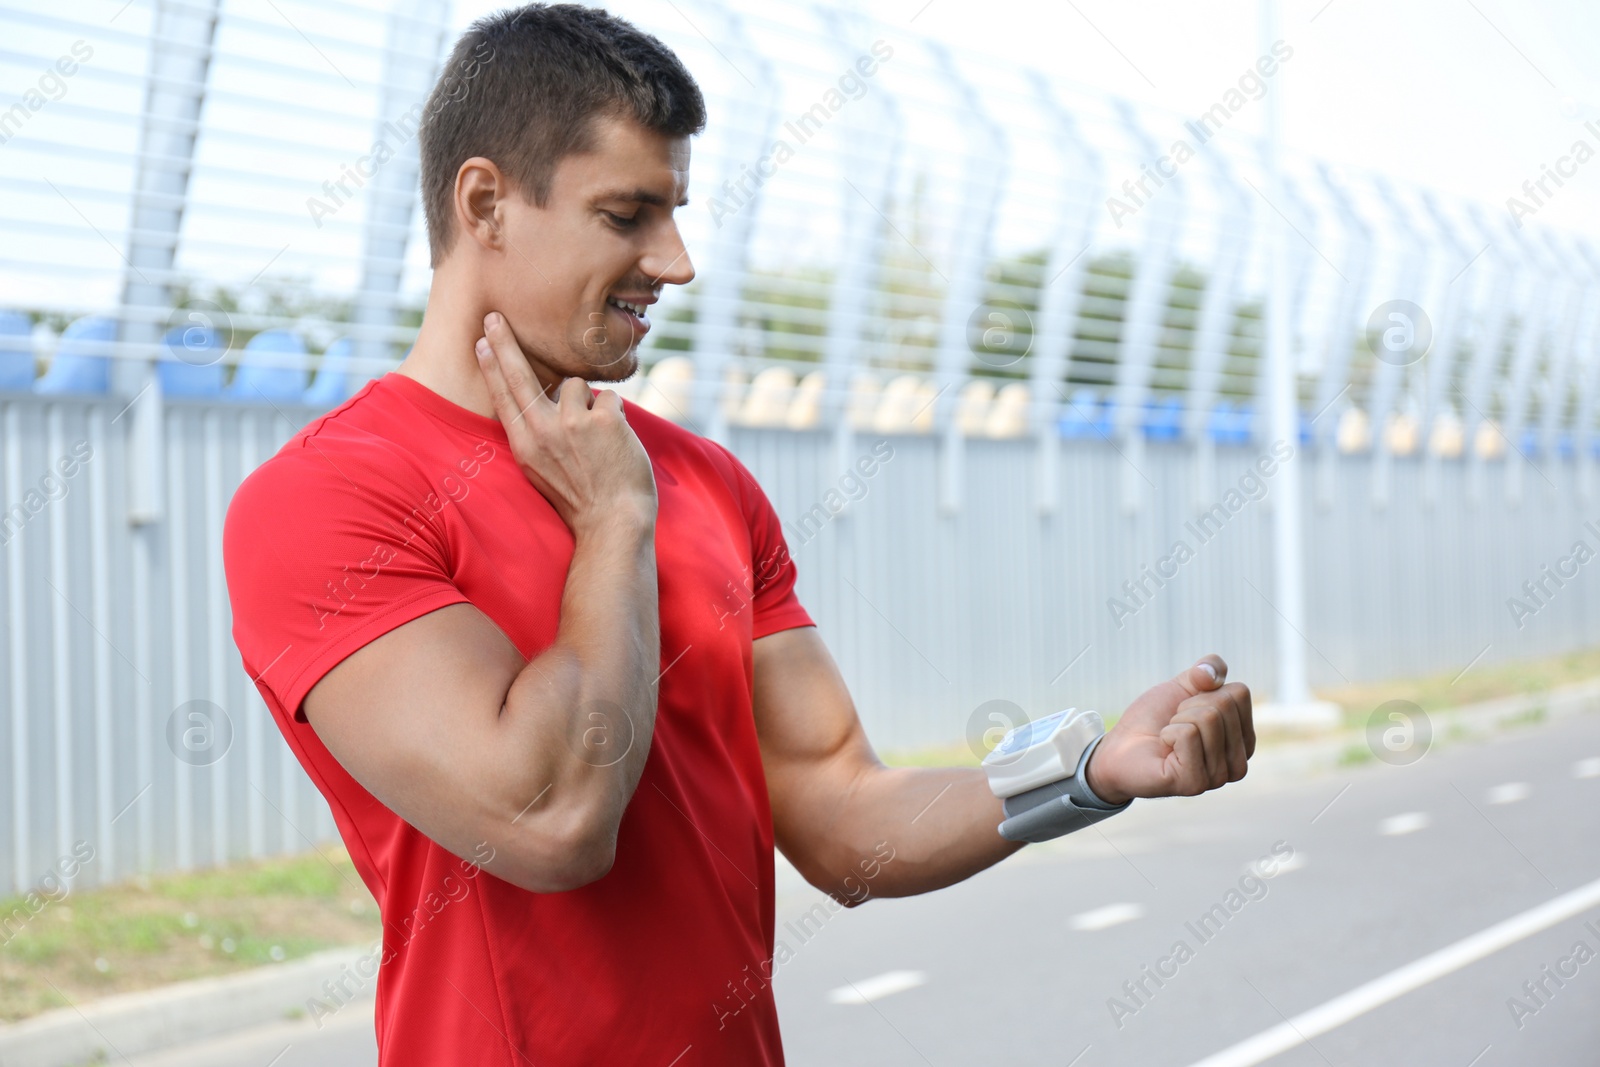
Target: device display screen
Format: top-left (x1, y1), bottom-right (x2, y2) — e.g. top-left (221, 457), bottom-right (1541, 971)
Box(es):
top-left (994, 709), bottom-right (1067, 757)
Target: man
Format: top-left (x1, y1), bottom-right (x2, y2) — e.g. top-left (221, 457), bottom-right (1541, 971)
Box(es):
top-left (223, 5), bottom-right (1254, 1064)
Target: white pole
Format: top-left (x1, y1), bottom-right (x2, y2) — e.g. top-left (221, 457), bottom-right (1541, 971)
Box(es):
top-left (1260, 0), bottom-right (1332, 722)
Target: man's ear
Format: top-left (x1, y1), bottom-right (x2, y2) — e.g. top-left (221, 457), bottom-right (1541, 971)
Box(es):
top-left (454, 156), bottom-right (509, 254)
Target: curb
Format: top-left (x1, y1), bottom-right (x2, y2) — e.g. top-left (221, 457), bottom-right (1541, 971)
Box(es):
top-left (0, 942), bottom-right (378, 1067)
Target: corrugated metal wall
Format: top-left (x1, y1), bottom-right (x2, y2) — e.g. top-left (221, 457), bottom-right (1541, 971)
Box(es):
top-left (3, 391), bottom-right (1595, 892)
top-left (1, 394), bottom-right (330, 894)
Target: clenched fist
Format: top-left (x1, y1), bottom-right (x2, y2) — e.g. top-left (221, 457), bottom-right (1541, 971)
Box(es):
top-left (1083, 655), bottom-right (1254, 805)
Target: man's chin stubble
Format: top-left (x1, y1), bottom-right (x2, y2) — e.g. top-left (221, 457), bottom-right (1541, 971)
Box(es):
top-left (582, 348), bottom-right (640, 384)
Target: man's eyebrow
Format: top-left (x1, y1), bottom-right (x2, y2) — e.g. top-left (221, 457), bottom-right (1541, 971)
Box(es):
top-left (593, 188), bottom-right (690, 208)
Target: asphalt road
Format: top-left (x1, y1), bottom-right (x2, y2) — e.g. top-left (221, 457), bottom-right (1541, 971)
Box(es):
top-left (128, 711), bottom-right (1600, 1066)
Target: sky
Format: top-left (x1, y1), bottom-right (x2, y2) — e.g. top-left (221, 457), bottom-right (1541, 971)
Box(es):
top-left (862, 0), bottom-right (1600, 237)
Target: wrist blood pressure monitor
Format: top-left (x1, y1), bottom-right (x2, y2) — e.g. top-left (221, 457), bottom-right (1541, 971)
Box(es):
top-left (981, 708), bottom-right (1132, 843)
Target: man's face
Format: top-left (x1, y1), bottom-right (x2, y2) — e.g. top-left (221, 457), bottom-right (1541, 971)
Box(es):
top-left (488, 115), bottom-right (694, 384)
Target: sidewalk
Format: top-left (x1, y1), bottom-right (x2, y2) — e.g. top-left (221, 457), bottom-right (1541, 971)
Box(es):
top-left (0, 945), bottom-right (377, 1067)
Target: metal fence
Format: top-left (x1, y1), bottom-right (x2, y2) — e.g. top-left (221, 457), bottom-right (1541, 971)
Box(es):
top-left (3, 0), bottom-right (1600, 892)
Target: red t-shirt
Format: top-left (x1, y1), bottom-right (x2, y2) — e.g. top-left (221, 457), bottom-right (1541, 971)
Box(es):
top-left (223, 372), bottom-right (814, 1065)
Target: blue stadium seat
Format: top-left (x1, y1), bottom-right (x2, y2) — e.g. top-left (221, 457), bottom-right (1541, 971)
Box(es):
top-left (225, 329), bottom-right (307, 402)
top-left (158, 325), bottom-right (226, 397)
top-left (1203, 401), bottom-right (1314, 446)
top-left (1206, 400), bottom-right (1234, 442)
top-left (1141, 396), bottom-right (1183, 441)
top-left (1233, 404), bottom-right (1258, 444)
top-left (1058, 388), bottom-right (1111, 439)
top-left (0, 311), bottom-right (32, 390)
top-left (1207, 400), bottom-right (1256, 445)
top-left (35, 315), bottom-right (115, 395)
top-left (303, 337), bottom-right (354, 407)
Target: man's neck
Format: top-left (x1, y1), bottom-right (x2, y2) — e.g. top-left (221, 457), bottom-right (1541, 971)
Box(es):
top-left (396, 272), bottom-right (562, 417)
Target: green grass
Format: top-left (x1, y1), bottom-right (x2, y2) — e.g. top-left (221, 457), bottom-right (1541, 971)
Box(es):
top-left (0, 848), bottom-right (379, 1022)
top-left (1502, 704), bottom-right (1548, 728)
top-left (1321, 647), bottom-right (1600, 728)
top-left (1337, 744), bottom-right (1375, 766)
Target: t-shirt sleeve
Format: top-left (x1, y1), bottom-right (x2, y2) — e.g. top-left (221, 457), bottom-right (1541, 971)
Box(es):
top-left (710, 442), bottom-right (815, 639)
top-left (223, 441), bottom-right (471, 722)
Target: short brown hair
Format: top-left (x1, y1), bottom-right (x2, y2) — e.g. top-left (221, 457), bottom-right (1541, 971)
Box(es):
top-left (418, 3), bottom-right (707, 266)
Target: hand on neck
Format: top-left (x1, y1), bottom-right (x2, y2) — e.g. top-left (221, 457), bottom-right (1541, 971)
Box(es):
top-left (396, 262), bottom-right (566, 418)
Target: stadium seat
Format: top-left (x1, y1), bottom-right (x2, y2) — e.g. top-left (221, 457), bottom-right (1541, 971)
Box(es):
top-left (1206, 401), bottom-right (1233, 443)
top-left (1207, 400), bottom-right (1254, 445)
top-left (1384, 413), bottom-right (1420, 456)
top-left (873, 375), bottom-right (936, 434)
top-left (35, 315), bottom-right (116, 395)
top-left (158, 325), bottom-right (226, 397)
top-left (1473, 420), bottom-right (1506, 459)
top-left (846, 372), bottom-right (881, 430)
top-left (636, 356), bottom-right (693, 421)
top-left (984, 382), bottom-right (1031, 438)
top-left (0, 311), bottom-right (33, 390)
top-left (1231, 404), bottom-right (1257, 444)
top-left (1428, 412), bottom-right (1465, 458)
top-left (718, 363), bottom-right (747, 425)
top-left (738, 366), bottom-right (796, 427)
top-left (1058, 388), bottom-right (1109, 439)
top-left (1518, 428), bottom-right (1540, 459)
top-left (225, 329), bottom-right (307, 402)
top-left (304, 337), bottom-right (355, 407)
top-left (955, 378), bottom-right (994, 435)
top-left (786, 370), bottom-right (825, 430)
top-left (1141, 396), bottom-right (1183, 441)
top-left (1337, 407), bottom-right (1371, 453)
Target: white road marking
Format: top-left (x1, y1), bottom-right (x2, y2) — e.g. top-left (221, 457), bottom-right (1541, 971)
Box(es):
top-left (1378, 812), bottom-right (1431, 836)
top-left (1069, 902), bottom-right (1145, 931)
top-left (1250, 852), bottom-right (1306, 879)
top-left (1485, 782), bottom-right (1530, 805)
top-left (1180, 875), bottom-right (1600, 1067)
top-left (826, 970), bottom-right (926, 1005)
top-left (1575, 757), bottom-right (1600, 779)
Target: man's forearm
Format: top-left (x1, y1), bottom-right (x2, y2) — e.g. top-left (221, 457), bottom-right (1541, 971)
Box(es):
top-left (498, 510), bottom-right (660, 866)
top-left (812, 765), bottom-right (1024, 903)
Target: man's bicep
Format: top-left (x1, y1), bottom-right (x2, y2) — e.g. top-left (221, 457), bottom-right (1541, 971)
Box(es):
top-left (303, 603), bottom-right (527, 857)
top-left (752, 627), bottom-right (875, 763)
top-left (752, 627), bottom-right (881, 865)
